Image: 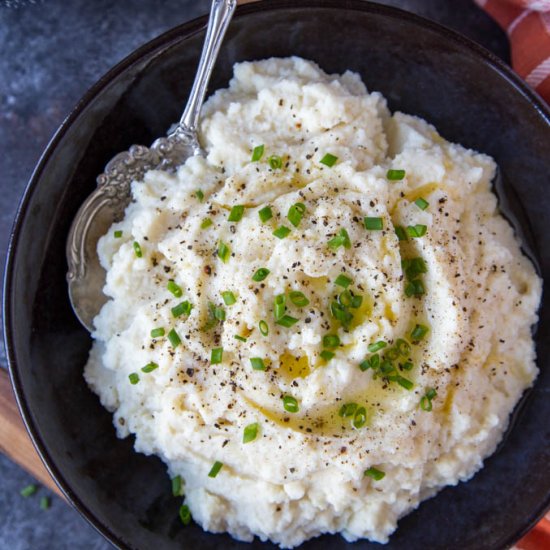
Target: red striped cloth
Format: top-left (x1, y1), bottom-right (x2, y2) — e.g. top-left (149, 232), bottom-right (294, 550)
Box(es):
top-left (475, 0), bottom-right (550, 102)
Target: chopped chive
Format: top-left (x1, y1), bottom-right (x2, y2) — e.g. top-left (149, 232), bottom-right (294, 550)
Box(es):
top-left (406, 224), bottom-right (427, 238)
top-left (402, 361), bottom-right (414, 371)
top-left (228, 205), bottom-right (245, 222)
top-left (252, 268), bottom-right (270, 282)
top-left (168, 328), bottom-right (182, 347)
top-left (172, 475), bottom-right (184, 496)
top-left (385, 347), bottom-right (400, 361)
top-left (396, 376), bottom-right (414, 390)
top-left (320, 153), bottom-right (338, 167)
top-left (195, 189), bottom-right (204, 202)
top-left (129, 372), bottom-right (139, 385)
top-left (386, 169), bottom-right (405, 180)
top-left (234, 334), bottom-right (247, 342)
top-left (211, 347), bottom-right (223, 364)
top-left (282, 395), bottom-right (299, 413)
top-left (268, 155), bottom-right (282, 169)
top-left (364, 217), bottom-right (384, 231)
top-left (20, 484), bottom-right (37, 498)
top-left (320, 350), bottom-right (335, 361)
top-left (330, 301), bottom-right (353, 328)
top-left (328, 228), bottom-right (351, 250)
top-left (322, 334), bottom-right (340, 348)
top-left (221, 291), bottom-right (237, 306)
top-left (334, 274), bottom-right (352, 288)
top-left (258, 206), bottom-right (273, 223)
top-left (359, 354), bottom-right (380, 372)
top-left (405, 279), bottom-right (425, 297)
top-left (179, 504), bottom-right (191, 525)
top-left (243, 422), bottom-right (259, 443)
top-left (167, 280), bottom-right (183, 297)
top-left (415, 197), bottom-right (429, 210)
top-left (273, 226), bottom-right (291, 239)
top-left (395, 339), bottom-right (411, 356)
top-left (208, 461), bottom-right (223, 478)
top-left (200, 218), bottom-right (213, 229)
top-left (289, 290), bottom-right (309, 307)
top-left (141, 362), bottom-right (159, 373)
top-left (210, 303), bottom-right (226, 322)
top-left (353, 406), bottom-right (367, 429)
top-left (259, 320), bottom-right (269, 336)
top-left (420, 396), bottom-right (433, 411)
top-left (368, 341), bottom-right (387, 353)
top-left (172, 301), bottom-right (193, 318)
top-left (287, 202), bottom-right (306, 228)
top-left (251, 144), bottom-right (264, 162)
top-left (364, 467), bottom-right (385, 480)
top-left (276, 315), bottom-right (299, 327)
top-left (217, 241), bottom-right (231, 263)
top-left (339, 290), bottom-right (353, 307)
top-left (403, 257), bottom-right (428, 280)
top-left (274, 294), bottom-right (286, 320)
top-left (426, 388), bottom-right (437, 400)
top-left (150, 327), bottom-right (165, 338)
top-left (350, 293), bottom-right (363, 309)
top-left (250, 357), bottom-right (266, 370)
top-left (395, 225), bottom-right (408, 241)
top-left (410, 324), bottom-right (429, 341)
top-left (338, 402), bottom-right (358, 417)
top-left (133, 241), bottom-right (143, 258)
top-left (40, 496), bottom-right (50, 510)
top-left (114, 230), bottom-right (123, 238)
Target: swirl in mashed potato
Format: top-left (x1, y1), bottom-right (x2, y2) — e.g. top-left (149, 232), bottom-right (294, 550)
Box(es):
top-left (85, 57), bottom-right (541, 548)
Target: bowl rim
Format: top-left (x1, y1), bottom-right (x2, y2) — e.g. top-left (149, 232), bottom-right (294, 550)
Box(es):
top-left (3, 1), bottom-right (550, 549)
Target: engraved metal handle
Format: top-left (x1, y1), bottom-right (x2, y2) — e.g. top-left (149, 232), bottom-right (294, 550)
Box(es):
top-left (174, 0), bottom-right (237, 136)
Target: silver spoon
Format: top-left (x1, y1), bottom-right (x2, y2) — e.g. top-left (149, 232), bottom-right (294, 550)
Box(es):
top-left (66, 0), bottom-right (237, 332)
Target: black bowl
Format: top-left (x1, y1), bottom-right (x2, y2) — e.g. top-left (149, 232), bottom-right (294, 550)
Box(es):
top-left (4, 1), bottom-right (550, 549)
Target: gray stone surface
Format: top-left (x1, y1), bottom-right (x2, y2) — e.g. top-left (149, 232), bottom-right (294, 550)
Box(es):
top-left (0, 0), bottom-right (507, 548)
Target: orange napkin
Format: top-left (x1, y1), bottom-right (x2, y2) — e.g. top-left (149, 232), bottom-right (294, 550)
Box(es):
top-left (475, 0), bottom-right (550, 102)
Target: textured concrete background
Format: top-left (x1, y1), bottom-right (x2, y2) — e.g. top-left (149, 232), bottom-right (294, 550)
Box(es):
top-left (0, 0), bottom-right (507, 548)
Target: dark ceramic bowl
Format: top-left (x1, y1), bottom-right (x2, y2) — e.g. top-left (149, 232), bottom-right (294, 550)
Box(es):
top-left (4, 1), bottom-right (550, 549)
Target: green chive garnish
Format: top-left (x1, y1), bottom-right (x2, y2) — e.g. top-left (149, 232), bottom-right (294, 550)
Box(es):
top-left (250, 357), bottom-right (266, 371)
top-left (228, 205), bottom-right (245, 222)
top-left (201, 218), bottom-right (213, 229)
top-left (133, 241), bottom-right (143, 258)
top-left (221, 291), bottom-right (236, 306)
top-left (334, 274), bottom-right (352, 288)
top-left (364, 467), bottom-right (385, 480)
top-left (141, 362), bottom-right (159, 373)
top-left (320, 153), bottom-right (338, 167)
top-left (396, 376), bottom-right (414, 390)
top-left (259, 320), bottom-right (269, 336)
top-left (243, 422), bottom-right (259, 443)
top-left (273, 226), bottom-right (291, 239)
top-left (276, 315), bottom-right (299, 327)
top-left (172, 475), bottom-right (183, 496)
top-left (320, 350), bottom-right (335, 361)
top-left (420, 388), bottom-right (437, 411)
top-left (208, 461), bottom-right (223, 478)
top-left (328, 228), bottom-right (351, 250)
top-left (402, 361), bottom-right (414, 371)
top-left (288, 290), bottom-right (309, 307)
top-left (353, 406), bottom-right (367, 428)
top-left (274, 294), bottom-right (286, 319)
top-left (179, 504), bottom-right (192, 525)
top-left (172, 301), bottom-right (192, 318)
top-left (252, 268), bottom-right (270, 282)
top-left (251, 144), bottom-right (264, 162)
top-left (268, 155), bottom-right (282, 169)
top-left (114, 230), bottom-right (123, 238)
top-left (386, 169), bottom-right (405, 180)
top-left (415, 197), bottom-right (429, 210)
top-left (395, 225), bottom-right (408, 241)
top-left (20, 484), bottom-right (37, 498)
top-left (195, 189), bottom-right (204, 202)
top-left (234, 334), bottom-right (247, 342)
top-left (338, 402), bottom-right (358, 417)
top-left (258, 206), bottom-right (273, 223)
top-left (211, 347), bottom-right (223, 364)
top-left (405, 280), bottom-right (425, 297)
top-left (40, 496), bottom-right (50, 510)
top-left (217, 241), bottom-right (231, 263)
top-left (287, 203), bottom-right (306, 228)
top-left (168, 328), bottom-right (182, 347)
top-left (406, 224), bottom-right (427, 238)
top-left (395, 339), bottom-right (411, 356)
top-left (364, 217), bottom-right (384, 231)
top-left (129, 372), bottom-right (139, 385)
top-left (282, 395), bottom-right (299, 413)
top-left (151, 327), bottom-right (165, 338)
top-left (410, 324), bottom-right (429, 341)
top-left (322, 334), bottom-right (340, 348)
top-left (368, 341), bottom-right (387, 353)
top-left (167, 280), bottom-right (183, 297)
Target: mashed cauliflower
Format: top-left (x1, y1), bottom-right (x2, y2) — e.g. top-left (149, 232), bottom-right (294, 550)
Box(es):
top-left (85, 57), bottom-right (542, 547)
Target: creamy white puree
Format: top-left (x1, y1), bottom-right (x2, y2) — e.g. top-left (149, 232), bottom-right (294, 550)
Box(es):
top-left (85, 57), bottom-right (542, 547)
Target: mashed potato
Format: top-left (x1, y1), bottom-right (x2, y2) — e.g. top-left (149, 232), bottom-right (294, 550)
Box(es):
top-left (85, 57), bottom-right (542, 547)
